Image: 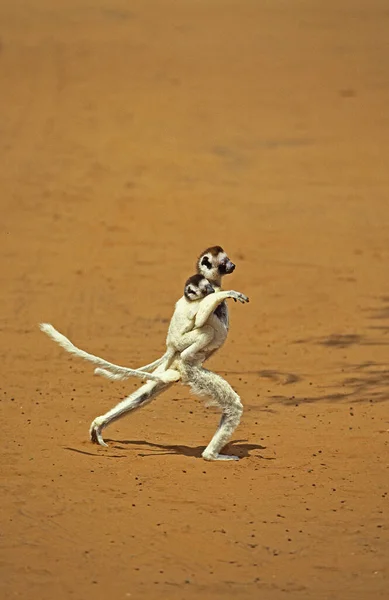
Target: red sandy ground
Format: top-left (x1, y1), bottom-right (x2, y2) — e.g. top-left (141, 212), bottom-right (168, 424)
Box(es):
top-left (1, 1), bottom-right (388, 599)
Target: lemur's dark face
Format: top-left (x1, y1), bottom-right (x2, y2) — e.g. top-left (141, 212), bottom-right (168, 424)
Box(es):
top-left (184, 274), bottom-right (215, 301)
top-left (197, 246), bottom-right (235, 282)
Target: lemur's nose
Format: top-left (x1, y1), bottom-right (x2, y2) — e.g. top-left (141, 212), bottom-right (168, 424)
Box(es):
top-left (226, 261), bottom-right (235, 273)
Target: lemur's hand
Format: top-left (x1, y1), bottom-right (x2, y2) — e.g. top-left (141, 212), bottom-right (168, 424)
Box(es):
top-left (228, 291), bottom-right (249, 304)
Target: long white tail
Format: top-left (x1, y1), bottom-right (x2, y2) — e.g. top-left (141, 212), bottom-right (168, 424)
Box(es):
top-left (94, 350), bottom-right (173, 382)
top-left (131, 353), bottom-right (169, 373)
top-left (94, 368), bottom-right (126, 381)
top-left (39, 323), bottom-right (164, 383)
top-left (95, 364), bottom-right (180, 384)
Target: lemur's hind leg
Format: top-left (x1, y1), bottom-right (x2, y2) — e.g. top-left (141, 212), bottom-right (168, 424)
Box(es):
top-left (180, 364), bottom-right (243, 461)
top-left (90, 378), bottom-right (173, 447)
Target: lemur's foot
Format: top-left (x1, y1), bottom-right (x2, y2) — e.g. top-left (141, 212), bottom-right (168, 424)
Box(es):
top-left (89, 418), bottom-right (108, 447)
top-left (202, 451), bottom-right (240, 461)
top-left (159, 369), bottom-right (181, 384)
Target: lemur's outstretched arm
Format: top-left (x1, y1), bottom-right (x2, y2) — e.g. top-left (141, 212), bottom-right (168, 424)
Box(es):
top-left (195, 291), bottom-right (249, 328)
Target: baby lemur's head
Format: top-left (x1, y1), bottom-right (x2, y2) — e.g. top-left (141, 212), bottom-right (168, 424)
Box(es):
top-left (184, 274), bottom-right (215, 301)
top-left (197, 246), bottom-right (235, 286)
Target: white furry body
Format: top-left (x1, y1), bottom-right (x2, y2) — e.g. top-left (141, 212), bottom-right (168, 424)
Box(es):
top-left (40, 247), bottom-right (249, 461)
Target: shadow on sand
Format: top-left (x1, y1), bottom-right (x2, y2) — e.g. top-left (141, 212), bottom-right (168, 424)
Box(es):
top-left (107, 438), bottom-right (269, 459)
top-left (270, 360), bottom-right (389, 406)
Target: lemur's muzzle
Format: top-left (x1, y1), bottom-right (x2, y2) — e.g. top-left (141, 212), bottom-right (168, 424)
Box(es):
top-left (224, 260), bottom-right (236, 274)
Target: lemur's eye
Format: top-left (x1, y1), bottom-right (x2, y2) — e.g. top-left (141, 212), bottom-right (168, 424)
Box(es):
top-left (187, 287), bottom-right (195, 295)
top-left (201, 256), bottom-right (212, 269)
